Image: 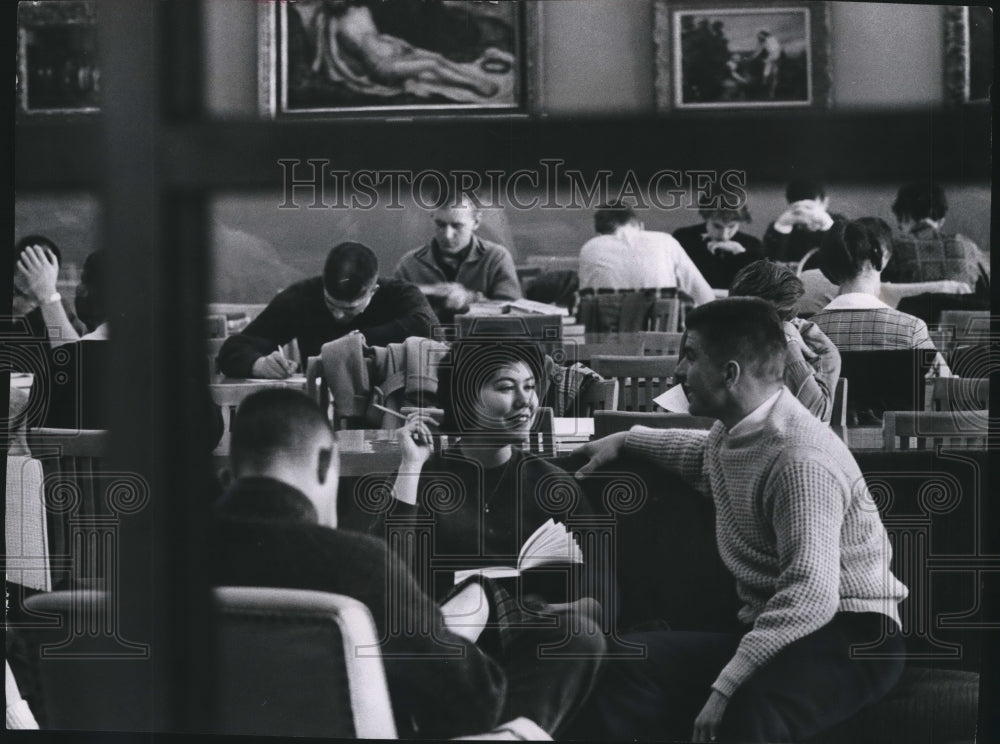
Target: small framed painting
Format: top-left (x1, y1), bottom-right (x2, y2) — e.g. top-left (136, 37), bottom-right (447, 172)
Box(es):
top-left (16, 0), bottom-right (100, 115)
top-left (655, 0), bottom-right (831, 110)
top-left (259, 0), bottom-right (540, 118)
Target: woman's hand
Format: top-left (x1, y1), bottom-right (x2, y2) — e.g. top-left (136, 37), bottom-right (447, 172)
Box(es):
top-left (397, 411), bottom-right (436, 467)
top-left (15, 244), bottom-right (60, 304)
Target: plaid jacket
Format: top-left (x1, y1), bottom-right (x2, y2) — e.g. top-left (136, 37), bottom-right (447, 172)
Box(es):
top-left (885, 222), bottom-right (990, 293)
top-left (810, 307), bottom-right (935, 352)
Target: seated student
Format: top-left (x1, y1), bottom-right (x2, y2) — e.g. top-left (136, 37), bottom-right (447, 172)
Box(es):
top-left (761, 179), bottom-right (843, 263)
top-left (575, 298), bottom-right (908, 743)
top-left (728, 260), bottom-right (840, 423)
top-left (388, 339), bottom-right (609, 608)
top-left (795, 267), bottom-right (974, 318)
top-left (884, 182), bottom-right (990, 295)
top-left (218, 241), bottom-right (436, 378)
top-left (673, 191), bottom-right (765, 290)
top-left (18, 249), bottom-right (111, 429)
top-left (12, 236), bottom-right (87, 345)
top-left (394, 194), bottom-right (521, 323)
top-left (207, 388), bottom-right (601, 739)
top-left (578, 201), bottom-right (715, 305)
top-left (810, 218), bottom-right (950, 375)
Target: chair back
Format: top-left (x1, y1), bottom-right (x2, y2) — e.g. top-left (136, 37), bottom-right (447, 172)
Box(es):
top-left (930, 377), bottom-right (990, 411)
top-left (796, 247), bottom-right (821, 276)
top-left (577, 379), bottom-right (620, 416)
top-left (829, 377), bottom-right (849, 444)
top-left (24, 428), bottom-right (112, 588)
top-left (22, 589), bottom-right (151, 730)
top-left (305, 355), bottom-right (332, 419)
top-left (882, 410), bottom-right (989, 450)
top-left (590, 355), bottom-right (679, 412)
top-left (6, 454), bottom-right (51, 591)
top-left (593, 410), bottom-right (715, 438)
top-left (648, 297), bottom-right (681, 332)
top-left (565, 335), bottom-right (642, 364)
top-left (838, 349), bottom-right (935, 416)
top-left (456, 314), bottom-right (563, 355)
top-left (638, 331), bottom-right (684, 356)
top-left (211, 587), bottom-right (397, 738)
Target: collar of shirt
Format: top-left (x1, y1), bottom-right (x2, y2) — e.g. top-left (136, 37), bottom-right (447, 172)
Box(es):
top-left (910, 219), bottom-right (941, 238)
top-left (727, 388), bottom-right (783, 439)
top-left (824, 292), bottom-right (892, 311)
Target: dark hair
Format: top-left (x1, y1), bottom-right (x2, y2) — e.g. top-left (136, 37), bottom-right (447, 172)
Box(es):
top-left (437, 339), bottom-right (547, 434)
top-left (696, 184), bottom-right (751, 223)
top-left (322, 242), bottom-right (379, 300)
top-left (75, 250), bottom-right (107, 332)
top-left (785, 179), bottom-right (826, 203)
top-left (594, 201), bottom-right (639, 235)
top-left (818, 217), bottom-right (893, 285)
top-left (891, 182), bottom-right (947, 222)
top-left (729, 260), bottom-right (804, 321)
top-left (14, 234), bottom-right (62, 269)
top-left (231, 388), bottom-right (334, 475)
top-left (684, 298), bottom-right (785, 382)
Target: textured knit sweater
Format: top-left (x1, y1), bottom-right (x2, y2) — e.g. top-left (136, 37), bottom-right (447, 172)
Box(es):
top-left (624, 388), bottom-right (907, 698)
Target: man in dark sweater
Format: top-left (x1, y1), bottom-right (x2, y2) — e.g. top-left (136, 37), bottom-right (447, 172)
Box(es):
top-left (217, 241), bottom-right (437, 378)
top-left (206, 388), bottom-right (507, 739)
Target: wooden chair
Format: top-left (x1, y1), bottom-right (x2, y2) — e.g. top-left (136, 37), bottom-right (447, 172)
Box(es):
top-left (211, 587), bottom-right (397, 738)
top-left (564, 336), bottom-right (642, 364)
top-left (24, 428), bottom-right (112, 589)
top-left (930, 377), bottom-right (990, 411)
top-left (648, 297), bottom-right (681, 332)
top-left (796, 247), bottom-right (820, 276)
top-left (593, 410), bottom-right (715, 438)
top-left (577, 378), bottom-right (620, 416)
top-left (829, 378), bottom-right (849, 444)
top-left (882, 410), bottom-right (989, 450)
top-left (457, 313), bottom-right (564, 355)
top-left (590, 355), bottom-right (680, 412)
top-left (638, 331), bottom-right (684, 356)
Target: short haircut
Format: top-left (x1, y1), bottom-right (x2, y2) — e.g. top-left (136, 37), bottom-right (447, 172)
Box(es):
top-left (594, 201), bottom-right (639, 235)
top-left (437, 339), bottom-right (547, 434)
top-left (75, 250), bottom-right (107, 331)
top-left (818, 217), bottom-right (893, 285)
top-left (431, 188), bottom-right (482, 215)
top-left (696, 185), bottom-right (751, 223)
top-left (684, 298), bottom-right (785, 383)
top-left (729, 260), bottom-right (804, 320)
top-left (322, 242), bottom-right (379, 301)
top-left (785, 179), bottom-right (826, 203)
top-left (891, 182), bottom-right (948, 222)
top-left (14, 234), bottom-right (62, 269)
top-left (230, 388), bottom-right (334, 476)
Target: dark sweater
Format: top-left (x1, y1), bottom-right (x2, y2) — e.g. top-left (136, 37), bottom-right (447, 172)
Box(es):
top-left (207, 477), bottom-right (506, 739)
top-left (672, 224), bottom-right (765, 289)
top-left (217, 277), bottom-right (437, 378)
top-left (385, 449), bottom-right (608, 607)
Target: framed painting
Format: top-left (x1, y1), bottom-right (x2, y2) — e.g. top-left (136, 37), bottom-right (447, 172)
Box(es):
top-left (259, 0), bottom-right (540, 118)
top-left (654, 0), bottom-right (831, 110)
top-left (944, 5), bottom-right (993, 104)
top-left (16, 0), bottom-right (100, 115)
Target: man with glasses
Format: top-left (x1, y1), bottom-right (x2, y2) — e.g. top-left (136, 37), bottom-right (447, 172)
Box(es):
top-left (218, 241), bottom-right (436, 379)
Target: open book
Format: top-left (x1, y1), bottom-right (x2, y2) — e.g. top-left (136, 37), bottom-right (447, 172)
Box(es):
top-left (453, 519), bottom-right (583, 584)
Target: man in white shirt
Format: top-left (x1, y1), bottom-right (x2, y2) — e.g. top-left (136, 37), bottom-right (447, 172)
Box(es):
top-left (578, 202), bottom-right (715, 306)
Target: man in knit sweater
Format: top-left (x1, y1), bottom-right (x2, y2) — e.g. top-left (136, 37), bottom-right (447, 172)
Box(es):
top-left (575, 298), bottom-right (908, 743)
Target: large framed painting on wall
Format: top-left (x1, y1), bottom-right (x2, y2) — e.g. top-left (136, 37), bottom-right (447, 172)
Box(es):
top-left (654, 0), bottom-right (831, 110)
top-left (259, 0), bottom-right (540, 118)
top-left (16, 0), bottom-right (100, 115)
top-left (944, 5), bottom-right (993, 104)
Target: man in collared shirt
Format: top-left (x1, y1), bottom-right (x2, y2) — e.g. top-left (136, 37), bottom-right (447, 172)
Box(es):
top-left (394, 196), bottom-right (521, 322)
top-left (575, 298), bottom-right (907, 743)
top-left (218, 241), bottom-right (436, 378)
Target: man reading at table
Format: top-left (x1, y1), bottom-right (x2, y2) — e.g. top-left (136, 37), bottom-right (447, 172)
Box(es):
top-left (575, 298), bottom-right (907, 743)
top-left (394, 194), bottom-right (521, 323)
top-left (218, 241), bottom-right (436, 378)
